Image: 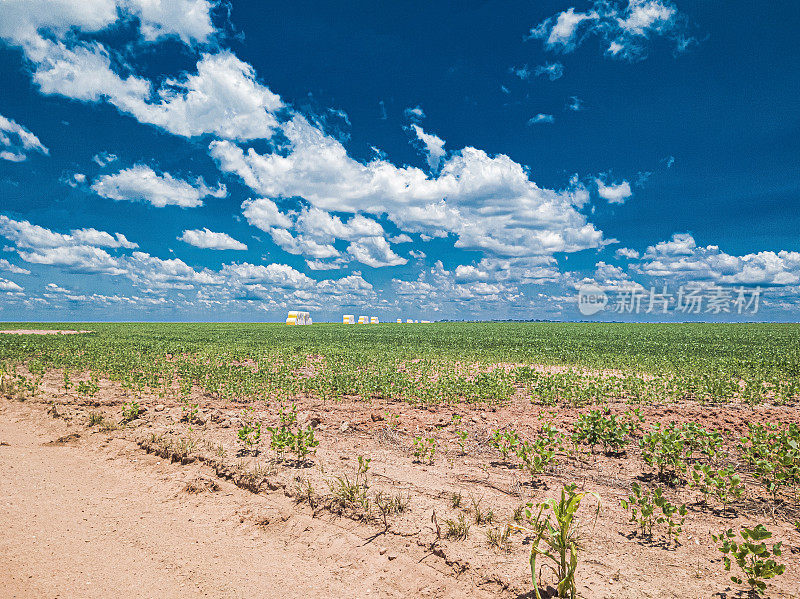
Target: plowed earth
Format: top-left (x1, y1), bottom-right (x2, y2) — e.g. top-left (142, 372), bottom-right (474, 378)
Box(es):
top-left (1, 371), bottom-right (799, 599)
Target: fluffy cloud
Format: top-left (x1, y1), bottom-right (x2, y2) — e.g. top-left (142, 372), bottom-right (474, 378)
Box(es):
top-left (529, 1), bottom-right (690, 61)
top-left (346, 236), bottom-right (407, 268)
top-left (529, 7), bottom-right (599, 50)
top-left (528, 113), bottom-right (555, 125)
top-left (65, 173), bottom-right (87, 188)
top-left (211, 115), bottom-right (603, 260)
top-left (122, 52), bottom-right (284, 140)
top-left (213, 262), bottom-right (377, 309)
top-left (615, 247), bottom-right (641, 260)
top-left (454, 257), bottom-right (561, 285)
top-left (241, 200), bottom-right (406, 268)
top-left (220, 262), bottom-right (314, 289)
top-left (124, 251), bottom-right (222, 288)
top-left (178, 229), bottom-right (247, 250)
top-left (0, 215), bottom-right (380, 312)
top-left (644, 232), bottom-right (696, 256)
top-left (0, 1), bottom-right (119, 44)
top-left (571, 260), bottom-right (645, 295)
top-left (123, 0), bottom-right (217, 44)
top-left (631, 233), bottom-right (800, 286)
top-left (616, 0), bottom-right (676, 36)
top-left (46, 283), bottom-right (70, 294)
top-left (410, 124), bottom-right (446, 170)
top-left (92, 151), bottom-right (118, 167)
top-left (392, 261), bottom-right (525, 315)
top-left (0, 216), bottom-right (137, 250)
top-left (596, 178), bottom-right (633, 204)
top-left (535, 62), bottom-right (564, 81)
top-left (17, 245), bottom-right (124, 274)
top-left (0, 215), bottom-right (138, 275)
top-left (25, 38), bottom-right (151, 104)
top-left (0, 258), bottom-right (31, 275)
top-left (296, 208), bottom-right (385, 242)
top-left (0, 114), bottom-right (49, 162)
top-left (266, 227), bottom-right (339, 260)
top-left (0, 0), bottom-right (216, 46)
top-left (566, 96), bottom-right (584, 111)
top-left (404, 106), bottom-right (425, 120)
top-left (3, 0), bottom-right (283, 143)
top-left (25, 46), bottom-right (284, 141)
top-left (70, 228), bottom-right (138, 249)
top-left (241, 198), bottom-right (294, 230)
top-left (509, 65), bottom-right (531, 80)
top-left (0, 277), bottom-right (23, 292)
top-left (92, 164), bottom-right (227, 208)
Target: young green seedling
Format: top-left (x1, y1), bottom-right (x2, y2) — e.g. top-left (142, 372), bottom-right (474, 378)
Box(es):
top-left (712, 524), bottom-right (786, 595)
top-left (510, 484), bottom-right (600, 599)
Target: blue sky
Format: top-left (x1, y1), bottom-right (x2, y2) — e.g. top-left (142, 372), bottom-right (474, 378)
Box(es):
top-left (0, 0), bottom-right (798, 322)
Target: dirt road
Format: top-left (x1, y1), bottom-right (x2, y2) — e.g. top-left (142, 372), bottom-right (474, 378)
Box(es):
top-left (0, 401), bottom-right (493, 599)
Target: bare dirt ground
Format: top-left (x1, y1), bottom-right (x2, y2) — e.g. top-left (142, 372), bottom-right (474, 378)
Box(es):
top-left (1, 373), bottom-right (799, 599)
top-left (0, 400), bottom-right (496, 599)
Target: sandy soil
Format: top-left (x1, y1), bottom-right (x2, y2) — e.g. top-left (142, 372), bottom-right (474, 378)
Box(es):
top-left (0, 400), bottom-right (497, 599)
top-left (1, 372), bottom-right (799, 599)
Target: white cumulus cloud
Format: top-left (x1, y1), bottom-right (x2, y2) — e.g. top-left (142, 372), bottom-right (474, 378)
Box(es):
top-left (630, 233), bottom-right (800, 286)
top-left (529, 1), bottom-right (690, 62)
top-left (0, 113), bottom-right (49, 162)
top-left (346, 236), bottom-right (407, 268)
top-left (535, 62), bottom-right (564, 81)
top-left (123, 52), bottom-right (284, 141)
top-left (596, 179), bottom-right (633, 204)
top-left (615, 247), bottom-right (641, 260)
top-left (529, 7), bottom-right (599, 50)
top-left (241, 200), bottom-right (407, 268)
top-left (528, 113), bottom-right (554, 125)
top-left (14, 37), bottom-right (283, 141)
top-left (123, 0), bottom-right (217, 44)
top-left (0, 216), bottom-right (137, 250)
top-left (92, 164), bottom-right (227, 208)
top-left (410, 124), bottom-right (446, 170)
top-left (178, 228), bottom-right (247, 250)
top-left (404, 106), bottom-right (425, 120)
top-left (92, 151), bottom-right (118, 167)
top-left (0, 277), bottom-right (23, 292)
top-left (210, 114), bottom-right (603, 260)
top-left (0, 0), bottom-right (217, 46)
top-left (0, 258), bottom-right (30, 275)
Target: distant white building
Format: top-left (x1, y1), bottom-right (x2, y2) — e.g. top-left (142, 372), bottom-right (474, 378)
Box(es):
top-left (343, 314), bottom-right (355, 324)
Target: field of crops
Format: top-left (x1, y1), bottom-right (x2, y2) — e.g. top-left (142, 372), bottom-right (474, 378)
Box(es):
top-left (1, 322), bottom-right (799, 598)
top-left (2, 322), bottom-right (800, 406)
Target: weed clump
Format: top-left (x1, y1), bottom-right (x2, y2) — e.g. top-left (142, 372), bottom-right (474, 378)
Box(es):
top-left (445, 513), bottom-right (470, 540)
